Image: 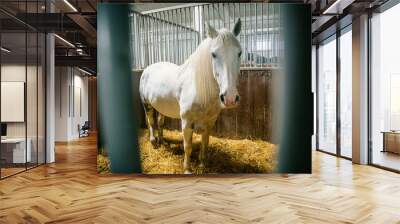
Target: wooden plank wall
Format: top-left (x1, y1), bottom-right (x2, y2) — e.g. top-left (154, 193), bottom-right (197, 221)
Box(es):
top-left (134, 69), bottom-right (274, 142)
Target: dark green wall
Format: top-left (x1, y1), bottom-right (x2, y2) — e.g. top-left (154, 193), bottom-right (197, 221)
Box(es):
top-left (97, 4), bottom-right (141, 173)
top-left (278, 4), bottom-right (312, 173)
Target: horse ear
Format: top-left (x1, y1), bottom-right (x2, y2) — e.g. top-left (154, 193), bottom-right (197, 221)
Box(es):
top-left (206, 22), bottom-right (218, 38)
top-left (232, 18), bottom-right (242, 36)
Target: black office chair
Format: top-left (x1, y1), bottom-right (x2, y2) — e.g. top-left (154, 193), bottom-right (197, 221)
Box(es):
top-left (79, 121), bottom-right (90, 138)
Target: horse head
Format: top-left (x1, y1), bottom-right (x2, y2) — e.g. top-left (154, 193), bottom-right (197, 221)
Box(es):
top-left (206, 19), bottom-right (242, 109)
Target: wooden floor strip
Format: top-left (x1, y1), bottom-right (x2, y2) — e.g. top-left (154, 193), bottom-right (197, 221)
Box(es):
top-left (0, 135), bottom-right (399, 223)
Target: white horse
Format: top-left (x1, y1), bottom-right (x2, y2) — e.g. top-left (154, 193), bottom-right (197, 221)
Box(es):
top-left (139, 19), bottom-right (242, 174)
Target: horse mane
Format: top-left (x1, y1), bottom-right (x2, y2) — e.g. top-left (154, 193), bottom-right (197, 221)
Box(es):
top-left (182, 29), bottom-right (239, 107)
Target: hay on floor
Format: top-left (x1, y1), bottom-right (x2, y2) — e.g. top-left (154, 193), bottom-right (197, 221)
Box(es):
top-left (139, 129), bottom-right (277, 174)
top-left (98, 129), bottom-right (278, 174)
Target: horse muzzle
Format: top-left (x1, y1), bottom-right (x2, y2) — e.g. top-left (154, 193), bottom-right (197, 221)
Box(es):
top-left (220, 93), bottom-right (240, 108)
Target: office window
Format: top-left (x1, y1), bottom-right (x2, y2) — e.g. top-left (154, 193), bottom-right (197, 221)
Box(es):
top-left (340, 28), bottom-right (352, 158)
top-left (371, 3), bottom-right (400, 171)
top-left (318, 36), bottom-right (337, 154)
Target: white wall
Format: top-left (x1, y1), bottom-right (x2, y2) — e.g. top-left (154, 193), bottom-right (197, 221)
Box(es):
top-left (55, 67), bottom-right (89, 141)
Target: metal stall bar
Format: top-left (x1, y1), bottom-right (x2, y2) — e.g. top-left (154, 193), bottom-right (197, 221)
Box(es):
top-left (244, 3), bottom-right (247, 66)
top-left (261, 3), bottom-right (264, 67)
top-left (255, 3), bottom-right (258, 66)
top-left (130, 3), bottom-right (280, 69)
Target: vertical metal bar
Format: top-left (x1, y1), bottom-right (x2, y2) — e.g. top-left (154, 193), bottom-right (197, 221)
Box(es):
top-left (267, 3), bottom-right (270, 65)
top-left (179, 8), bottom-right (182, 64)
top-left (165, 12), bottom-right (171, 61)
top-left (137, 14), bottom-right (140, 68)
top-left (224, 3), bottom-right (228, 29)
top-left (185, 8), bottom-right (188, 60)
top-left (212, 3), bottom-right (215, 28)
top-left (147, 15), bottom-right (150, 65)
top-left (158, 14), bottom-right (161, 62)
top-left (255, 3), bottom-right (258, 67)
top-left (148, 16), bottom-right (152, 65)
top-left (135, 14), bottom-right (139, 68)
top-left (36, 0), bottom-right (39, 167)
top-left (249, 3), bottom-right (253, 66)
top-left (163, 12), bottom-right (167, 61)
top-left (141, 15), bottom-right (145, 68)
top-left (175, 10), bottom-right (179, 64)
top-left (149, 16), bottom-right (152, 65)
top-left (316, 44), bottom-right (320, 150)
top-left (207, 4), bottom-right (210, 36)
top-left (233, 3), bottom-right (235, 29)
top-left (154, 14), bottom-right (158, 63)
top-left (188, 7), bottom-right (191, 57)
top-left (168, 10), bottom-right (172, 62)
top-left (219, 3), bottom-right (222, 29)
top-left (151, 13), bottom-right (158, 63)
top-left (336, 30), bottom-right (341, 157)
top-left (244, 3), bottom-right (247, 66)
top-left (150, 15), bottom-right (153, 65)
top-left (155, 14), bottom-right (158, 63)
top-left (261, 3), bottom-right (264, 67)
top-left (274, 4), bottom-right (276, 66)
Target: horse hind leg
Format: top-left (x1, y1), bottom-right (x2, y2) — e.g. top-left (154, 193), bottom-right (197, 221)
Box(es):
top-left (144, 104), bottom-right (158, 148)
top-left (157, 113), bottom-right (165, 145)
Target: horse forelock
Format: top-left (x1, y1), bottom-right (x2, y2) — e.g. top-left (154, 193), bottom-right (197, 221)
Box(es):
top-left (215, 29), bottom-right (241, 48)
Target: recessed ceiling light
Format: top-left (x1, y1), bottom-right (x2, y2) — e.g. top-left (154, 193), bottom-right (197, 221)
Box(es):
top-left (63, 0), bottom-right (78, 12)
top-left (54, 34), bottom-right (75, 48)
top-left (78, 67), bottom-right (93, 76)
top-left (1, 47), bottom-right (11, 53)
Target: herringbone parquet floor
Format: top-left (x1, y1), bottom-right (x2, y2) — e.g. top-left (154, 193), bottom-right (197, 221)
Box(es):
top-left (1, 135), bottom-right (400, 224)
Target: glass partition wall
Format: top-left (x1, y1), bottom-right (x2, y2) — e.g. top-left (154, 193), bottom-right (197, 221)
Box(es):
top-left (0, 4), bottom-right (46, 179)
top-left (339, 27), bottom-right (352, 159)
top-left (370, 3), bottom-right (400, 171)
top-left (317, 35), bottom-right (337, 155)
top-left (316, 26), bottom-right (352, 159)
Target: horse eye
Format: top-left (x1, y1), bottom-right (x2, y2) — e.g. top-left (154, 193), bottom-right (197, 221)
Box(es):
top-left (238, 51), bottom-right (242, 57)
top-left (211, 52), bottom-right (217, 58)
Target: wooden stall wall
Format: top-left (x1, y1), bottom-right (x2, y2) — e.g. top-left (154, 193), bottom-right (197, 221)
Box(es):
top-left (134, 69), bottom-right (275, 142)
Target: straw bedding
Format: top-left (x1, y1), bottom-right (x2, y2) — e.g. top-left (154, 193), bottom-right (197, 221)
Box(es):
top-left (98, 129), bottom-right (277, 174)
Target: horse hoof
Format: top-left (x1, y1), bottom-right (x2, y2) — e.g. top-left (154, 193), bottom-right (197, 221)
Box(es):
top-left (184, 170), bottom-right (192, 174)
top-left (150, 139), bottom-right (158, 148)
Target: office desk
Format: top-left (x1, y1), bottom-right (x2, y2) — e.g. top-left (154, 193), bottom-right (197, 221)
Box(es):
top-left (1, 138), bottom-right (31, 163)
top-left (382, 131), bottom-right (400, 154)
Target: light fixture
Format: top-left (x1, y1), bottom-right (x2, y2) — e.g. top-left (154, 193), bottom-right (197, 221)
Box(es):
top-left (54, 34), bottom-right (75, 48)
top-left (78, 67), bottom-right (93, 76)
top-left (1, 47), bottom-right (11, 53)
top-left (63, 0), bottom-right (78, 12)
top-left (322, 0), bottom-right (351, 15)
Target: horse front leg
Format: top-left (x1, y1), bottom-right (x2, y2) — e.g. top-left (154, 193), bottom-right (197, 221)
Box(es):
top-left (199, 129), bottom-right (209, 169)
top-left (182, 119), bottom-right (193, 174)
